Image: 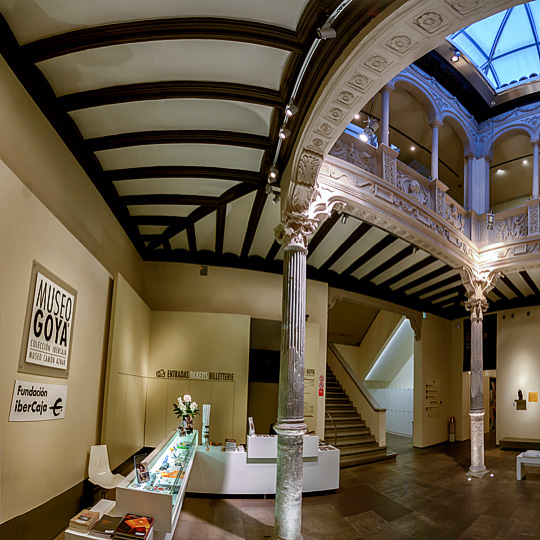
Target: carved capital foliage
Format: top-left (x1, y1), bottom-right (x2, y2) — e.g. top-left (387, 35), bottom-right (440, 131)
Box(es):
top-left (288, 150), bottom-right (323, 218)
top-left (460, 267), bottom-right (500, 321)
top-left (275, 213), bottom-right (318, 251)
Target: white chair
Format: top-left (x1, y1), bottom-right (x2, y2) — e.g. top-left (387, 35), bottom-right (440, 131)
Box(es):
top-left (88, 445), bottom-right (125, 490)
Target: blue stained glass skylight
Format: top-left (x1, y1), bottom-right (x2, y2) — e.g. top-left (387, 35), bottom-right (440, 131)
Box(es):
top-left (448, 1), bottom-right (540, 91)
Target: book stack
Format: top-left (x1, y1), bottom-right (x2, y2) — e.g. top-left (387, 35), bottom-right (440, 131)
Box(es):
top-left (69, 509), bottom-right (100, 534)
top-left (225, 438), bottom-right (236, 452)
top-left (113, 513), bottom-right (154, 539)
top-left (90, 514), bottom-right (123, 539)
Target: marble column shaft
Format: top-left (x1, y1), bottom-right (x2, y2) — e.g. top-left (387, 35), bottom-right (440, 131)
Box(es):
top-left (533, 141), bottom-right (539, 199)
top-left (272, 243), bottom-right (308, 540)
top-left (380, 86), bottom-right (391, 147)
top-left (430, 120), bottom-right (441, 181)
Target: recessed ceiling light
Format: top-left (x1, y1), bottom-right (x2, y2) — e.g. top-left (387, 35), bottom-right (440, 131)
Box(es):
top-left (496, 169), bottom-right (503, 174)
top-left (523, 159), bottom-right (528, 165)
top-left (451, 50), bottom-right (461, 63)
top-left (354, 113), bottom-right (360, 120)
top-left (410, 146), bottom-right (416, 151)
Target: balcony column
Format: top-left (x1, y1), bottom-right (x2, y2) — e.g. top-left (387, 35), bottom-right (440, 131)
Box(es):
top-left (430, 119), bottom-right (442, 181)
top-left (272, 211), bottom-right (317, 540)
top-left (465, 154), bottom-right (473, 211)
top-left (380, 84), bottom-right (393, 147)
top-left (533, 140), bottom-right (539, 199)
top-left (460, 267), bottom-right (500, 477)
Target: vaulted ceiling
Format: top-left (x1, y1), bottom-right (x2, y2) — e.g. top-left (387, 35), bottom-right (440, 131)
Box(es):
top-left (1, 1), bottom-right (539, 322)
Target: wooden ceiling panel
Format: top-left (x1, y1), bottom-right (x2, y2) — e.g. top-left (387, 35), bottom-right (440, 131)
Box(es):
top-left (114, 178), bottom-right (239, 198)
top-left (223, 191), bottom-right (257, 256)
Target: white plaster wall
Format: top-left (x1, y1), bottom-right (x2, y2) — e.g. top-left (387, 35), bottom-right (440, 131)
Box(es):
top-left (497, 307), bottom-right (540, 443)
top-left (0, 158), bottom-right (112, 523)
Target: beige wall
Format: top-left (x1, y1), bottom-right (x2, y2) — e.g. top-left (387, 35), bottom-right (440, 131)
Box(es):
top-left (146, 311), bottom-right (250, 446)
top-left (413, 314), bottom-right (453, 448)
top-left (142, 263), bottom-right (329, 435)
top-left (497, 307), bottom-right (540, 443)
top-left (0, 158), bottom-right (112, 523)
top-left (102, 274), bottom-right (151, 469)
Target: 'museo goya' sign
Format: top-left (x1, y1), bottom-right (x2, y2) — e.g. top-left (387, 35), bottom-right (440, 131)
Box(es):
top-left (19, 262), bottom-right (77, 379)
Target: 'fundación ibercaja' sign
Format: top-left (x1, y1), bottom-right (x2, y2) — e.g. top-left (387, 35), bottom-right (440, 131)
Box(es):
top-left (9, 380), bottom-right (68, 421)
top-left (19, 262), bottom-right (77, 379)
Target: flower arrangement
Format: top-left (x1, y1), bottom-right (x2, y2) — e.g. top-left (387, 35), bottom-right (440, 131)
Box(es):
top-left (173, 394), bottom-right (200, 419)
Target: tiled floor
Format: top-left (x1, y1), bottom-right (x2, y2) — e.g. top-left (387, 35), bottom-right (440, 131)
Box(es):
top-left (174, 433), bottom-right (540, 540)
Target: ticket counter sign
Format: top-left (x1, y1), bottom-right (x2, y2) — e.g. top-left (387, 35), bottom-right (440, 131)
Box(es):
top-left (19, 262), bottom-right (77, 379)
top-left (9, 380), bottom-right (68, 421)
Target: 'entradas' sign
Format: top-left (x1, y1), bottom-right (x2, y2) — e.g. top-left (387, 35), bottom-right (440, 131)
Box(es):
top-left (9, 380), bottom-right (68, 422)
top-left (19, 262), bottom-right (77, 379)
top-left (156, 369), bottom-right (234, 381)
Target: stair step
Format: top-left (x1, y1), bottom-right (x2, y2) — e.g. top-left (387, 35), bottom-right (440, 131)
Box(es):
top-left (339, 444), bottom-right (386, 457)
top-left (340, 451), bottom-right (397, 468)
top-left (326, 427), bottom-right (371, 438)
top-left (326, 414), bottom-right (363, 422)
top-left (332, 436), bottom-right (376, 447)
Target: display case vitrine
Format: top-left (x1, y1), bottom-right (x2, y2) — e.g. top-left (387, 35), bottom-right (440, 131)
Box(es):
top-left (116, 430), bottom-right (197, 540)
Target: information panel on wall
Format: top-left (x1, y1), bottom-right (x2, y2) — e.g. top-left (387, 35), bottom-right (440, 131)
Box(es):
top-left (9, 379), bottom-right (68, 421)
top-left (19, 261), bottom-right (77, 379)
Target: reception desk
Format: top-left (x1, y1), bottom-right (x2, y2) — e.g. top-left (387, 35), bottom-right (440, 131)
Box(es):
top-left (187, 435), bottom-right (339, 495)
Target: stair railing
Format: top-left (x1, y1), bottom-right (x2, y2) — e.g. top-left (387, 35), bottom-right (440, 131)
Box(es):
top-left (325, 410), bottom-right (338, 447)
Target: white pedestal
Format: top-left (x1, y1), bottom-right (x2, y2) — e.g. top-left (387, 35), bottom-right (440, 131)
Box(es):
top-left (517, 451), bottom-right (540, 479)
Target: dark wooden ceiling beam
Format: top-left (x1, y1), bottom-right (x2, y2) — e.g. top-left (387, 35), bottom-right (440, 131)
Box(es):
top-left (121, 194), bottom-right (219, 207)
top-left (187, 223), bottom-right (197, 253)
top-left (87, 130), bottom-right (272, 152)
top-left (319, 222), bottom-right (372, 273)
top-left (397, 265), bottom-right (452, 293)
top-left (520, 270), bottom-right (540, 296)
top-left (359, 245), bottom-right (415, 284)
top-left (378, 255), bottom-right (437, 288)
top-left (343, 235), bottom-right (397, 276)
top-left (241, 186), bottom-right (268, 258)
top-left (104, 166), bottom-right (262, 184)
top-left (23, 18), bottom-right (302, 63)
top-left (215, 205), bottom-right (226, 256)
top-left (307, 212), bottom-right (340, 258)
top-left (59, 81), bottom-right (283, 111)
top-left (415, 275), bottom-right (462, 299)
top-left (501, 275), bottom-right (525, 299)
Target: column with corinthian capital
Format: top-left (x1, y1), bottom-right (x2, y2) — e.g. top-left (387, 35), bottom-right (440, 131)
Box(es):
top-left (272, 214), bottom-right (317, 540)
top-left (460, 267), bottom-right (499, 477)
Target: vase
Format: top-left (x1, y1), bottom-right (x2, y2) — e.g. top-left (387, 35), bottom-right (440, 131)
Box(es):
top-left (182, 413), bottom-right (193, 434)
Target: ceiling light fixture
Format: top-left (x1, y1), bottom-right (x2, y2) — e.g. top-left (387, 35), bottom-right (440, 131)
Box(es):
top-left (354, 113), bottom-right (360, 120)
top-left (279, 128), bottom-right (290, 140)
top-left (451, 50), bottom-right (461, 62)
top-left (285, 102), bottom-right (299, 117)
top-left (341, 213), bottom-right (348, 224)
top-left (268, 165), bottom-right (278, 180)
top-left (410, 146), bottom-right (416, 151)
top-left (523, 159), bottom-right (528, 165)
top-left (316, 24), bottom-right (337, 40)
top-left (272, 192), bottom-right (281, 205)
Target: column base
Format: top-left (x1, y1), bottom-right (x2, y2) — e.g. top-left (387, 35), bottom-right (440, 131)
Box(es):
top-left (466, 467), bottom-right (490, 478)
top-left (271, 533), bottom-right (303, 540)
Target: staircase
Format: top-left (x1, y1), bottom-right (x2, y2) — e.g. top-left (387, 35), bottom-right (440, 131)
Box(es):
top-left (325, 367), bottom-right (397, 468)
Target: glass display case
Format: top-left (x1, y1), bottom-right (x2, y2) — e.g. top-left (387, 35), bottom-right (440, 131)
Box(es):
top-left (127, 430), bottom-right (196, 506)
top-left (116, 430), bottom-right (198, 539)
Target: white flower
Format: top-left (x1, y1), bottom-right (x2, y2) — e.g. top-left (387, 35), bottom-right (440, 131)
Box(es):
top-left (192, 402), bottom-right (198, 410)
top-left (177, 397), bottom-right (183, 405)
top-left (183, 394), bottom-right (192, 402)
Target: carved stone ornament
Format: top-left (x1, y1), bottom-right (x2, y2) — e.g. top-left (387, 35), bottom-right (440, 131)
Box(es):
top-left (383, 153), bottom-right (397, 185)
top-left (396, 171), bottom-right (429, 206)
top-left (446, 203), bottom-right (465, 233)
top-left (329, 140), bottom-right (375, 174)
top-left (414, 12), bottom-right (444, 34)
top-left (386, 35), bottom-right (413, 54)
top-left (274, 214), bottom-right (318, 250)
top-left (296, 150), bottom-right (322, 191)
top-left (316, 122), bottom-right (333, 137)
top-left (348, 73), bottom-right (371, 91)
top-left (326, 107), bottom-right (344, 124)
top-left (496, 213), bottom-right (528, 241)
top-left (336, 91), bottom-right (356, 107)
top-left (446, 0), bottom-right (485, 15)
top-left (364, 55), bottom-right (388, 73)
top-left (436, 189), bottom-right (445, 217)
top-left (530, 205), bottom-right (539, 234)
top-left (460, 267), bottom-right (500, 322)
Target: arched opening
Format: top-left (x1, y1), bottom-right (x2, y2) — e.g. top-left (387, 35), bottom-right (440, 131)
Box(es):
top-left (439, 119), bottom-right (465, 207)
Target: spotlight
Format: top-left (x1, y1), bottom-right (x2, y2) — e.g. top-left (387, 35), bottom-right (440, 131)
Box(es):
top-left (268, 165), bottom-right (278, 180)
top-left (354, 113), bottom-right (360, 120)
top-left (487, 210), bottom-right (495, 230)
top-left (496, 169), bottom-right (503, 174)
top-left (451, 50), bottom-right (461, 63)
top-left (523, 159), bottom-right (528, 165)
top-left (341, 213), bottom-right (348, 224)
top-left (359, 131), bottom-right (369, 142)
top-left (272, 192), bottom-right (280, 204)
top-left (285, 102), bottom-right (299, 117)
top-left (279, 128), bottom-right (291, 140)
top-left (410, 146), bottom-right (416, 151)
top-left (316, 25), bottom-right (337, 40)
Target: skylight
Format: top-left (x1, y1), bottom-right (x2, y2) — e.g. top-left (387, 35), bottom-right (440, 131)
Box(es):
top-left (448, 1), bottom-right (540, 92)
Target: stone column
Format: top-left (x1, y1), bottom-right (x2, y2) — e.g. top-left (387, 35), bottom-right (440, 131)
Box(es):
top-left (272, 216), bottom-right (313, 540)
top-left (380, 84), bottom-right (393, 147)
top-left (430, 120), bottom-right (442, 181)
top-left (533, 140), bottom-right (539, 199)
top-left (465, 154), bottom-right (473, 211)
top-left (460, 268), bottom-right (499, 477)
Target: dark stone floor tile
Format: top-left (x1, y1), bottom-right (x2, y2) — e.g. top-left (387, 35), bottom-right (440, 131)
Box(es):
top-left (373, 501), bottom-right (412, 522)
